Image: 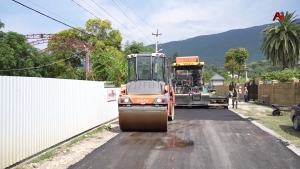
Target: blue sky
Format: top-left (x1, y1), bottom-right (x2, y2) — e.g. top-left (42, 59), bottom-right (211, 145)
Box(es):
top-left (1, 0), bottom-right (300, 50)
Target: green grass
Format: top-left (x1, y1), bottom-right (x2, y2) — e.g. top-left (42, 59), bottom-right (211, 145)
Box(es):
top-left (67, 125), bottom-right (111, 148)
top-left (67, 135), bottom-right (86, 148)
top-left (30, 151), bottom-right (54, 163)
top-left (258, 113), bottom-right (300, 148)
top-left (235, 107), bottom-right (300, 148)
top-left (24, 124), bottom-right (112, 166)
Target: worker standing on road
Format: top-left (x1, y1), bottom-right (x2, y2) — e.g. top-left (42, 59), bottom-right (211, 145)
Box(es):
top-left (238, 86), bottom-right (242, 102)
top-left (232, 86), bottom-right (238, 108)
top-left (244, 87), bottom-right (248, 102)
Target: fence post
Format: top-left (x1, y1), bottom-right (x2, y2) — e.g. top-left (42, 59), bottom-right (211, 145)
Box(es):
top-left (291, 78), bottom-right (299, 106)
top-left (271, 80), bottom-right (278, 104)
top-left (258, 81), bottom-right (263, 102)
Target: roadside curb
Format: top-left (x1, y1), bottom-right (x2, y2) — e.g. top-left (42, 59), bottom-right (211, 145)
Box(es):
top-left (229, 108), bottom-right (300, 157)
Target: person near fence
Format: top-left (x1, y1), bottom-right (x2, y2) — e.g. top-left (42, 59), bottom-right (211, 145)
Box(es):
top-left (244, 87), bottom-right (248, 102)
top-left (238, 86), bottom-right (242, 102)
top-left (232, 86), bottom-right (238, 108)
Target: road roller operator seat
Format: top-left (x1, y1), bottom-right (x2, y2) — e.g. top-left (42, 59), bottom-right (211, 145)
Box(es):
top-left (140, 70), bottom-right (150, 80)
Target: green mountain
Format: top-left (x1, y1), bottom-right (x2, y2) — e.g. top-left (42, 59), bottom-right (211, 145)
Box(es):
top-left (149, 22), bottom-right (282, 67)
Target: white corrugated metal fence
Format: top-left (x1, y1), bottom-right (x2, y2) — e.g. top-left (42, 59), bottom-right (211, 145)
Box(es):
top-left (0, 76), bottom-right (120, 168)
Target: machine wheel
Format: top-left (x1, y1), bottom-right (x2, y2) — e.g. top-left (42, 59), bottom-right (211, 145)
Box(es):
top-left (168, 105), bottom-right (175, 121)
top-left (224, 106), bottom-right (228, 109)
top-left (293, 116), bottom-right (300, 131)
top-left (272, 110), bottom-right (281, 116)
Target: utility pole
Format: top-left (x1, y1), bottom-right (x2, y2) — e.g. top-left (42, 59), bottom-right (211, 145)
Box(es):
top-left (152, 29), bottom-right (162, 52)
top-left (245, 63), bottom-right (248, 82)
top-left (85, 46), bottom-right (90, 80)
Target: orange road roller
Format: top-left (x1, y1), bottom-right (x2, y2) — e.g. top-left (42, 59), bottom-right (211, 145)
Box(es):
top-left (118, 52), bottom-right (175, 132)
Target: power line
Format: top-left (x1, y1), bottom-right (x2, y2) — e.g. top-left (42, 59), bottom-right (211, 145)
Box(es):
top-left (0, 55), bottom-right (75, 72)
top-left (12, 0), bottom-right (127, 47)
top-left (12, 0), bottom-right (94, 38)
top-left (72, 0), bottom-right (135, 42)
top-left (89, 0), bottom-right (145, 43)
top-left (110, 0), bottom-right (153, 43)
top-left (120, 0), bottom-right (153, 30)
top-left (26, 0), bottom-right (79, 26)
top-left (72, 0), bottom-right (101, 20)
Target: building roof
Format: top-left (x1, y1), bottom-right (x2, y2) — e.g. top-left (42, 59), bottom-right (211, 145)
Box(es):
top-left (210, 74), bottom-right (225, 81)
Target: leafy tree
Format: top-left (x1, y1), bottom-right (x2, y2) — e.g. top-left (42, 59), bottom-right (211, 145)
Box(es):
top-left (47, 29), bottom-right (86, 80)
top-left (204, 69), bottom-right (216, 83)
top-left (224, 48), bottom-right (248, 83)
top-left (92, 51), bottom-right (126, 86)
top-left (86, 18), bottom-right (125, 85)
top-left (0, 25), bottom-right (53, 77)
top-left (0, 20), bottom-right (4, 29)
top-left (123, 41), bottom-right (155, 56)
top-left (172, 52), bottom-right (179, 63)
top-left (219, 71), bottom-right (230, 80)
top-left (46, 18), bottom-right (126, 85)
top-left (260, 11), bottom-right (300, 69)
top-left (224, 48), bottom-right (238, 82)
top-left (234, 47), bottom-right (249, 83)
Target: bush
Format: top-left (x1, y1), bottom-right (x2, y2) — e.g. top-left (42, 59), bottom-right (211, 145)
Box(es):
top-left (260, 69), bottom-right (300, 82)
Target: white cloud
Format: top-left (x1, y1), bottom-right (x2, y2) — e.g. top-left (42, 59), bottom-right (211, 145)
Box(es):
top-left (2, 0), bottom-right (300, 49)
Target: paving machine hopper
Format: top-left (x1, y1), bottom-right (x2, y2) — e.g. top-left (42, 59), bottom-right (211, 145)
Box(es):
top-left (171, 56), bottom-right (229, 108)
top-left (118, 53), bottom-right (175, 132)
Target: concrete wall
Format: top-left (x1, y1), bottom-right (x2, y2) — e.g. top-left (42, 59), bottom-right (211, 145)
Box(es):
top-left (215, 78), bottom-right (300, 106)
top-left (258, 78), bottom-right (300, 106)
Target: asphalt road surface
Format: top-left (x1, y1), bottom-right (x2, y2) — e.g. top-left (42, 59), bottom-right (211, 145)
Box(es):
top-left (69, 108), bottom-right (300, 169)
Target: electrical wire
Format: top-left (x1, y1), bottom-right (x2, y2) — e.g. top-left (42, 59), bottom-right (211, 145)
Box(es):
top-left (110, 0), bottom-right (154, 44)
top-left (12, 0), bottom-right (94, 38)
top-left (26, 0), bottom-right (79, 27)
top-left (72, 0), bottom-right (135, 41)
top-left (0, 56), bottom-right (75, 72)
top-left (89, 0), bottom-right (145, 43)
top-left (13, 0), bottom-right (129, 47)
top-left (120, 0), bottom-right (153, 30)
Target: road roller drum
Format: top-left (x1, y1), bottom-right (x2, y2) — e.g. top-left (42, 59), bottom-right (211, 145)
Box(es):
top-left (119, 106), bottom-right (168, 132)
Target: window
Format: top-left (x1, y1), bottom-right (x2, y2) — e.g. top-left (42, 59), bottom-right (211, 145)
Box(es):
top-left (153, 57), bottom-right (164, 81)
top-left (128, 57), bottom-right (136, 81)
top-left (137, 57), bottom-right (151, 80)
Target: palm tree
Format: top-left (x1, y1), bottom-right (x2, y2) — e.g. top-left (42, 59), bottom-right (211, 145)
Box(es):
top-left (260, 11), bottom-right (300, 70)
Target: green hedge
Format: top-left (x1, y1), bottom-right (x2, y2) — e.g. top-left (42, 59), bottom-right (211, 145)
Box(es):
top-left (260, 69), bottom-right (300, 82)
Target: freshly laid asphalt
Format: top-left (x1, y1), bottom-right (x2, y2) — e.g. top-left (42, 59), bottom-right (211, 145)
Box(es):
top-left (68, 107), bottom-right (300, 169)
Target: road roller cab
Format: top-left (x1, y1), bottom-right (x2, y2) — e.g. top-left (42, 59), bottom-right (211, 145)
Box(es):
top-left (118, 52), bottom-right (175, 132)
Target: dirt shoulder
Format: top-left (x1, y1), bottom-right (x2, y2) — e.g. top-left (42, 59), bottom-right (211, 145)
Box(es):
top-left (228, 99), bottom-right (300, 156)
top-left (15, 120), bottom-right (121, 169)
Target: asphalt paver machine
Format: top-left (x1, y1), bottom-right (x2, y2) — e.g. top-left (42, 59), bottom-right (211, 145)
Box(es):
top-left (171, 56), bottom-right (229, 108)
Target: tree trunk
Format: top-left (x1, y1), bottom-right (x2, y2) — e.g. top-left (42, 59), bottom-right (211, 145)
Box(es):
top-left (282, 52), bottom-right (288, 70)
top-left (237, 65), bottom-right (240, 83)
top-left (231, 68), bottom-right (234, 82)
